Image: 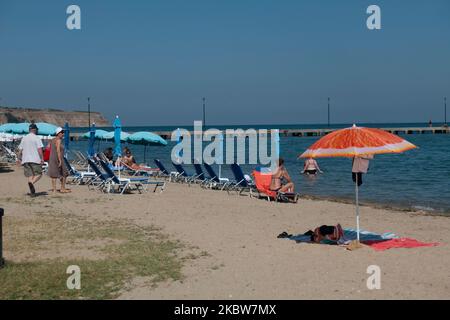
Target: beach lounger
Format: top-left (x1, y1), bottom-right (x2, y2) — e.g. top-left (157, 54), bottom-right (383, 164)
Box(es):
top-left (64, 156), bottom-right (96, 185)
top-left (252, 168), bottom-right (299, 203)
top-left (119, 160), bottom-right (159, 177)
top-left (227, 163), bottom-right (256, 195)
top-left (193, 163), bottom-right (207, 183)
top-left (99, 160), bottom-right (165, 194)
top-left (172, 162), bottom-right (201, 184)
top-left (1, 145), bottom-right (17, 163)
top-left (202, 163), bottom-right (230, 190)
top-left (154, 159), bottom-right (177, 180)
top-left (87, 158), bottom-right (113, 190)
top-left (74, 150), bottom-right (89, 166)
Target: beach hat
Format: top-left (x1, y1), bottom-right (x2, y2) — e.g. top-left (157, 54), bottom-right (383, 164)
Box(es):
top-left (55, 127), bottom-right (64, 135)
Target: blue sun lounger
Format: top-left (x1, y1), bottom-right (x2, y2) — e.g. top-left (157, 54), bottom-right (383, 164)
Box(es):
top-left (64, 157), bottom-right (96, 185)
top-left (154, 159), bottom-right (177, 180)
top-left (227, 163), bottom-right (256, 195)
top-left (99, 160), bottom-right (165, 194)
top-left (87, 158), bottom-right (112, 190)
top-left (202, 163), bottom-right (230, 190)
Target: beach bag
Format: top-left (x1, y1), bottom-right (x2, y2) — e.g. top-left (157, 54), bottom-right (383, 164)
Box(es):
top-left (43, 142), bottom-right (51, 162)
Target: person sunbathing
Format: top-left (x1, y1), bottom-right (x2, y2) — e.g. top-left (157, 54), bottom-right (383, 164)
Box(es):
top-left (310, 224), bottom-right (345, 244)
top-left (119, 147), bottom-right (158, 172)
top-left (269, 158), bottom-right (294, 193)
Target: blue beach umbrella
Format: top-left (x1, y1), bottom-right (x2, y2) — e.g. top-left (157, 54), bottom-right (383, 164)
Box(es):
top-left (88, 123), bottom-right (96, 157)
top-left (126, 131), bottom-right (167, 163)
top-left (216, 132), bottom-right (224, 179)
top-left (175, 128), bottom-right (184, 160)
top-left (64, 122), bottom-right (70, 156)
top-left (113, 116), bottom-right (122, 158)
top-left (103, 131), bottom-right (130, 142)
top-left (9, 123), bottom-right (30, 134)
top-left (0, 123), bottom-right (17, 133)
top-left (35, 122), bottom-right (58, 136)
top-left (82, 129), bottom-right (109, 140)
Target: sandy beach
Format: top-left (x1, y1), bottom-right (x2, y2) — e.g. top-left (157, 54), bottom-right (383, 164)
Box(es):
top-left (1, 166), bottom-right (449, 300)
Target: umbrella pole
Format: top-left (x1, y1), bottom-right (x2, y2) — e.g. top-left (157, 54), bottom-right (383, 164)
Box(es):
top-left (144, 145), bottom-right (147, 164)
top-left (355, 175), bottom-right (360, 242)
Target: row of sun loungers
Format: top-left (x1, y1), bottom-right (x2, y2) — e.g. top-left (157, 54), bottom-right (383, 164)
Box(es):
top-left (153, 159), bottom-right (299, 203)
top-left (65, 155), bottom-right (165, 194)
top-left (65, 152), bottom-right (298, 202)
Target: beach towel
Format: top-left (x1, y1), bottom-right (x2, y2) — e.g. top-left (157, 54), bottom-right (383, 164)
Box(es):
top-left (286, 228), bottom-right (397, 244)
top-left (283, 228), bottom-right (440, 251)
top-left (364, 238), bottom-right (440, 251)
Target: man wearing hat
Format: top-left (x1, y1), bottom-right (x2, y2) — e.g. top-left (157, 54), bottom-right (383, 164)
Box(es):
top-left (16, 123), bottom-right (44, 196)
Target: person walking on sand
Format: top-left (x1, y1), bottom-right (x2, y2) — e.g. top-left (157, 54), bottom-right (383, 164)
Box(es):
top-left (16, 123), bottom-right (44, 197)
top-left (47, 127), bottom-right (70, 194)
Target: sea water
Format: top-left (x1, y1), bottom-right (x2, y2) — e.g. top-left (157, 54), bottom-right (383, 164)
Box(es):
top-left (69, 123), bottom-right (450, 214)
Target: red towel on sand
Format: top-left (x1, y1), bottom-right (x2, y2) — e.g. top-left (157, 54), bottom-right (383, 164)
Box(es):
top-left (364, 238), bottom-right (440, 251)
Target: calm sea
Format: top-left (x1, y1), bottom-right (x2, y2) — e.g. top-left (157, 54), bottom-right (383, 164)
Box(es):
top-left (68, 123), bottom-right (450, 214)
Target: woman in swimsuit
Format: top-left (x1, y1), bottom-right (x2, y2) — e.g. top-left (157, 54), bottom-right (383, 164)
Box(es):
top-left (269, 158), bottom-right (295, 193)
top-left (302, 157), bottom-right (322, 175)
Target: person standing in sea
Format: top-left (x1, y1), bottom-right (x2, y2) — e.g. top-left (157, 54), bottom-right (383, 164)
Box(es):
top-left (47, 127), bottom-right (70, 194)
top-left (16, 123), bottom-right (44, 197)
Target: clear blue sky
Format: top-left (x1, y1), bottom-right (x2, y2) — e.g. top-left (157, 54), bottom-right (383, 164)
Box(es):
top-left (1, 0), bottom-right (449, 126)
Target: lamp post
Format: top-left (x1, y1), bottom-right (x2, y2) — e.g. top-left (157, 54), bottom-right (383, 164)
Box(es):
top-left (87, 97), bottom-right (91, 128)
top-left (202, 97), bottom-right (206, 127)
top-left (327, 97), bottom-right (331, 128)
top-left (0, 208), bottom-right (4, 268)
top-left (445, 97), bottom-right (447, 126)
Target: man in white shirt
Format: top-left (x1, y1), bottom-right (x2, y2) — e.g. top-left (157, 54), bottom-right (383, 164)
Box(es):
top-left (16, 123), bottom-right (44, 196)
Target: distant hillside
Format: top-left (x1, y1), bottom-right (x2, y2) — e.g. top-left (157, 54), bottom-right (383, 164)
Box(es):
top-left (0, 106), bottom-right (109, 127)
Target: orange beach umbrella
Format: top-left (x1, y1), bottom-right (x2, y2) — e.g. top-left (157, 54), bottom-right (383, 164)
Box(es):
top-left (299, 125), bottom-right (417, 242)
top-left (300, 125), bottom-right (416, 159)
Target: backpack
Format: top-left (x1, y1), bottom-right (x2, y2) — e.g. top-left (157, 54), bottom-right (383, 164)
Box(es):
top-left (43, 142), bottom-right (52, 162)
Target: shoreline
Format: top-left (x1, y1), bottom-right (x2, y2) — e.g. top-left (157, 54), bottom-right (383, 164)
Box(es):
top-left (300, 194), bottom-right (450, 217)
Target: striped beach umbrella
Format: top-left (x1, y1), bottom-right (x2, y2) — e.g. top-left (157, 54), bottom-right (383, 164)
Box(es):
top-left (299, 125), bottom-right (417, 243)
top-left (300, 125), bottom-right (416, 158)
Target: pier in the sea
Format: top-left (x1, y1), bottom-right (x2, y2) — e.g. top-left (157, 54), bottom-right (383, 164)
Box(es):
top-left (70, 126), bottom-right (450, 141)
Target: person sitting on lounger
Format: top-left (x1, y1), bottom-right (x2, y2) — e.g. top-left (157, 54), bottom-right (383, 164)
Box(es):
top-left (269, 158), bottom-right (295, 193)
top-left (302, 157), bottom-right (322, 175)
top-left (103, 147), bottom-right (114, 163)
top-left (120, 147), bottom-right (157, 172)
